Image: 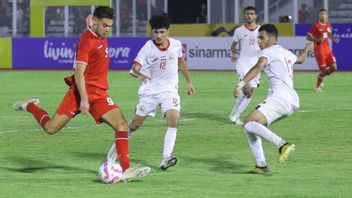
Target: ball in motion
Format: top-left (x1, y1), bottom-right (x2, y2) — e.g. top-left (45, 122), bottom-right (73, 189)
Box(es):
top-left (98, 161), bottom-right (123, 184)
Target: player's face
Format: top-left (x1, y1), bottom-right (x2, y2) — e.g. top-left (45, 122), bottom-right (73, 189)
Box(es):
top-left (152, 28), bottom-right (169, 44)
top-left (318, 11), bottom-right (328, 22)
top-left (93, 18), bottom-right (113, 37)
top-left (257, 31), bottom-right (271, 49)
top-left (244, 10), bottom-right (257, 24)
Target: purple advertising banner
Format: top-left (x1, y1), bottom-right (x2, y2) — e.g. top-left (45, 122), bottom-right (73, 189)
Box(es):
top-left (332, 38), bottom-right (351, 71)
top-left (12, 37), bottom-right (149, 69)
top-left (295, 23), bottom-right (352, 38)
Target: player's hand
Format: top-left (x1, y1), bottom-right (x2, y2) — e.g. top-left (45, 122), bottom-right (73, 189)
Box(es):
top-left (333, 37), bottom-right (340, 43)
top-left (139, 74), bottom-right (151, 85)
top-left (234, 86), bottom-right (242, 98)
top-left (79, 99), bottom-right (90, 114)
top-left (187, 83), bottom-right (195, 95)
top-left (234, 81), bottom-right (245, 98)
top-left (231, 54), bottom-right (239, 62)
top-left (316, 37), bottom-right (323, 44)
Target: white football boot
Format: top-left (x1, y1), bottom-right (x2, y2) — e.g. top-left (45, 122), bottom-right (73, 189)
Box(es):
top-left (160, 156), bottom-right (178, 170)
top-left (120, 166), bottom-right (151, 182)
top-left (13, 98), bottom-right (40, 111)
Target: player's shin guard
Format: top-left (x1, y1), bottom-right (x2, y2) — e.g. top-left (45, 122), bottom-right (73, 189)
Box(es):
top-left (115, 131), bottom-right (130, 172)
top-left (27, 103), bottom-right (51, 129)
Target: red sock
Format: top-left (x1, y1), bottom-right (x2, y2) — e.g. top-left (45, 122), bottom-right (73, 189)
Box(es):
top-left (325, 67), bottom-right (335, 75)
top-left (27, 103), bottom-right (51, 129)
top-left (115, 131), bottom-right (130, 172)
top-left (317, 74), bottom-right (324, 87)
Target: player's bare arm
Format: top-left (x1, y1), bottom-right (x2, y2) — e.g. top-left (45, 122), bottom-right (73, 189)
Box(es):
top-left (230, 41), bottom-right (239, 62)
top-left (296, 43), bottom-right (314, 64)
top-left (130, 63), bottom-right (150, 84)
top-left (74, 63), bottom-right (89, 114)
top-left (234, 56), bottom-right (267, 97)
top-left (178, 58), bottom-right (195, 95)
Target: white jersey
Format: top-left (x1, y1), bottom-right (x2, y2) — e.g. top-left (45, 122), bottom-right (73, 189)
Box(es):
top-left (134, 38), bottom-right (183, 96)
top-left (232, 24), bottom-right (261, 59)
top-left (259, 45), bottom-right (299, 108)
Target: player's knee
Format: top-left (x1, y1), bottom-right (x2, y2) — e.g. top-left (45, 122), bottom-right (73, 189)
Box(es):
top-left (129, 122), bottom-right (140, 131)
top-left (45, 127), bottom-right (60, 135)
top-left (44, 124), bottom-right (61, 134)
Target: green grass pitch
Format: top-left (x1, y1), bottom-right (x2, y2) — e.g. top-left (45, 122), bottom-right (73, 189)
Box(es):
top-left (0, 70), bottom-right (351, 197)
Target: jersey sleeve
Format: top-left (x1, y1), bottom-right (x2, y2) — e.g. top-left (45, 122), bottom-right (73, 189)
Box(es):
top-left (134, 42), bottom-right (149, 67)
top-left (176, 40), bottom-right (183, 59)
top-left (76, 37), bottom-right (90, 65)
top-left (232, 28), bottom-right (240, 42)
top-left (259, 48), bottom-right (273, 64)
top-left (308, 24), bottom-right (317, 38)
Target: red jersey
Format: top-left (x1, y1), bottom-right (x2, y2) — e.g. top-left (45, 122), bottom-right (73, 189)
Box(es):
top-left (75, 28), bottom-right (110, 90)
top-left (308, 21), bottom-right (332, 53)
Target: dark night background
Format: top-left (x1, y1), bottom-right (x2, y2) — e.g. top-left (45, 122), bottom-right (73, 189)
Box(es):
top-left (168, 0), bottom-right (207, 23)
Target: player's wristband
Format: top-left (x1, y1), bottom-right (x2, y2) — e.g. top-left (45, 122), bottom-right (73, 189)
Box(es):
top-left (237, 81), bottom-right (245, 89)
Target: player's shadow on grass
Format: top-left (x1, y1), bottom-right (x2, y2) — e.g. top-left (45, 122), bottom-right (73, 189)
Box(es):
top-left (182, 112), bottom-right (231, 125)
top-left (182, 156), bottom-right (247, 174)
top-left (1, 157), bottom-right (96, 174)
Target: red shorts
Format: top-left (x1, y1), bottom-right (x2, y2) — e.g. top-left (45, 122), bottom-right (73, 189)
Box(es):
top-left (315, 50), bottom-right (336, 69)
top-left (56, 87), bottom-right (118, 124)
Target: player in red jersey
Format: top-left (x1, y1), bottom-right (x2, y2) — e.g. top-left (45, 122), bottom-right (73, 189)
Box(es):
top-left (307, 9), bottom-right (339, 92)
top-left (13, 6), bottom-right (150, 182)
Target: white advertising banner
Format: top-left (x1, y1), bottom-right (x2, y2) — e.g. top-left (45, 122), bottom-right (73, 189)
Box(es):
top-left (176, 37), bottom-right (318, 70)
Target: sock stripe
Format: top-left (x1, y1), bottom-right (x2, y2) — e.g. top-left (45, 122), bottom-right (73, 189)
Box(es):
top-left (115, 137), bottom-right (128, 140)
top-left (39, 115), bottom-right (49, 125)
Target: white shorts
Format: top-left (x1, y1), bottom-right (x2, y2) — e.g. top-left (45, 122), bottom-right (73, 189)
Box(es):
top-left (135, 92), bottom-right (181, 117)
top-left (256, 96), bottom-right (298, 125)
top-left (236, 57), bottom-right (260, 88)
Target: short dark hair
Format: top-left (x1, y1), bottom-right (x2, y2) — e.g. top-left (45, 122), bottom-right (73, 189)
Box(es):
top-left (318, 8), bottom-right (327, 14)
top-left (149, 13), bottom-right (171, 29)
top-left (244, 6), bottom-right (256, 14)
top-left (259, 24), bottom-right (278, 39)
top-left (93, 6), bottom-right (114, 20)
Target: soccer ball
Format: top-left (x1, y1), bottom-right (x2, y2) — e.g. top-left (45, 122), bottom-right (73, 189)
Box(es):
top-left (98, 161), bottom-right (123, 184)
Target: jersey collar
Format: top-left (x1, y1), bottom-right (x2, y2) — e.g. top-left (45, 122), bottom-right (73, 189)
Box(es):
top-left (153, 39), bottom-right (170, 51)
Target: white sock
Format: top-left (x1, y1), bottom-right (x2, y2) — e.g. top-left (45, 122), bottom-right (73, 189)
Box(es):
top-left (107, 142), bottom-right (117, 163)
top-left (230, 92), bottom-right (246, 116)
top-left (237, 96), bottom-right (251, 116)
top-left (244, 131), bottom-right (267, 167)
top-left (244, 121), bottom-right (286, 148)
top-left (163, 127), bottom-right (177, 159)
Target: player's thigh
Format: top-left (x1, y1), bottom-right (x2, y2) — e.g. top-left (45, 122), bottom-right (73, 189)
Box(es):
top-left (244, 109), bottom-right (267, 126)
top-left (315, 52), bottom-right (327, 69)
top-left (326, 52), bottom-right (337, 68)
top-left (56, 88), bottom-right (80, 118)
top-left (90, 93), bottom-right (127, 130)
top-left (101, 108), bottom-right (128, 132)
top-left (252, 97), bottom-right (294, 126)
top-left (135, 96), bottom-right (159, 117)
